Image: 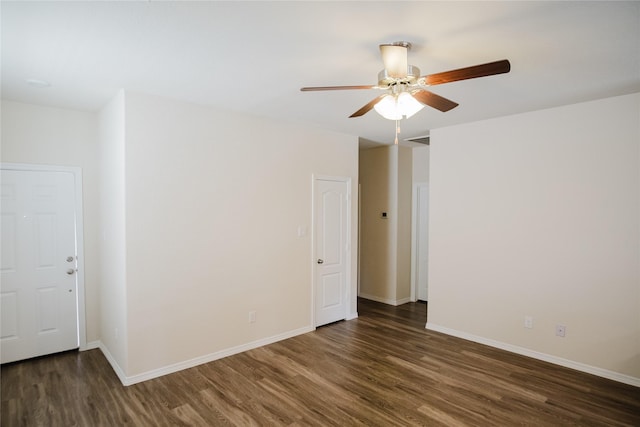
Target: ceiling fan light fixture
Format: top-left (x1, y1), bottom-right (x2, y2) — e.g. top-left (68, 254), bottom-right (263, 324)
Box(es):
top-left (300, 41), bottom-right (511, 122)
top-left (374, 92), bottom-right (424, 120)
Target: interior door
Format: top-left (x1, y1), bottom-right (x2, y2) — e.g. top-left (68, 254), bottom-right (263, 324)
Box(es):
top-left (314, 178), bottom-right (349, 327)
top-left (416, 184), bottom-right (429, 301)
top-left (1, 169), bottom-right (79, 363)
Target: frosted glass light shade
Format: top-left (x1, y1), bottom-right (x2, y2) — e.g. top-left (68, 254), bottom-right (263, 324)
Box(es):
top-left (374, 92), bottom-right (424, 120)
top-left (374, 95), bottom-right (402, 120)
top-left (397, 92), bottom-right (424, 118)
top-left (380, 45), bottom-right (408, 78)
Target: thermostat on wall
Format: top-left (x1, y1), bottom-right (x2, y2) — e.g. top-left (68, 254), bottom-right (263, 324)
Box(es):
top-left (381, 212), bottom-right (388, 219)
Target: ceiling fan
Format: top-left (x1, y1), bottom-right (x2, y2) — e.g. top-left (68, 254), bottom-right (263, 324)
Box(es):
top-left (301, 42), bottom-right (511, 121)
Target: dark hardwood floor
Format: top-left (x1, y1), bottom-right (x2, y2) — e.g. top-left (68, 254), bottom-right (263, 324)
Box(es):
top-left (2, 298), bottom-right (639, 426)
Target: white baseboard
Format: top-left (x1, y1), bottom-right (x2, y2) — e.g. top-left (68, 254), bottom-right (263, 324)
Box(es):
top-left (80, 340), bottom-right (129, 385)
top-left (426, 322), bottom-right (640, 388)
top-left (395, 297), bottom-right (412, 305)
top-left (97, 341), bottom-right (129, 385)
top-left (93, 326), bottom-right (314, 386)
top-left (359, 293), bottom-right (411, 306)
top-left (81, 340), bottom-right (101, 351)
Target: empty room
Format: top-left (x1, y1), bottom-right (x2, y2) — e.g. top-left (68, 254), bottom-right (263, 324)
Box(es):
top-left (1, 1), bottom-right (639, 425)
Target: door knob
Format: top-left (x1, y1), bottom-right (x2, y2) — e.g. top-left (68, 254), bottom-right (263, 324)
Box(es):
top-left (66, 269), bottom-right (75, 275)
top-left (317, 259), bottom-right (324, 264)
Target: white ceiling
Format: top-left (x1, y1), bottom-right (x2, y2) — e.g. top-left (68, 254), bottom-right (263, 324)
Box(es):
top-left (2, 1), bottom-right (639, 148)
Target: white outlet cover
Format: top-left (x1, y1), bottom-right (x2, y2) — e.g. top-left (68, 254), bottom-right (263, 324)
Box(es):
top-left (524, 316), bottom-right (533, 329)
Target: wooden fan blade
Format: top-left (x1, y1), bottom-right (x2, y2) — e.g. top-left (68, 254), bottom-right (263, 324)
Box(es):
top-left (349, 95), bottom-right (387, 118)
top-left (423, 59), bottom-right (511, 86)
top-left (412, 90), bottom-right (459, 112)
top-left (300, 85), bottom-right (376, 91)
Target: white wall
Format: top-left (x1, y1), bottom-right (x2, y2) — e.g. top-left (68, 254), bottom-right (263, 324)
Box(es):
top-left (412, 146), bottom-right (429, 183)
top-left (428, 93), bottom-right (640, 384)
top-left (97, 91), bottom-right (128, 374)
top-left (411, 145), bottom-right (430, 301)
top-left (1, 100), bottom-right (101, 344)
top-left (2, 93), bottom-right (358, 384)
top-left (121, 92), bottom-right (359, 378)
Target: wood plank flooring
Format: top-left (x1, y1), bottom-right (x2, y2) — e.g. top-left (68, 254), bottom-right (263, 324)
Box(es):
top-left (2, 298), bottom-right (639, 426)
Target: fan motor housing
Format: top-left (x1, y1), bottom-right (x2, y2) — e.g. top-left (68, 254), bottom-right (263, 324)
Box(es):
top-left (378, 65), bottom-right (421, 87)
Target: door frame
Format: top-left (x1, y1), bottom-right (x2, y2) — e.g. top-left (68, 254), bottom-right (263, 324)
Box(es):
top-left (410, 182), bottom-right (429, 302)
top-left (1, 162), bottom-right (87, 351)
top-left (311, 174), bottom-right (352, 328)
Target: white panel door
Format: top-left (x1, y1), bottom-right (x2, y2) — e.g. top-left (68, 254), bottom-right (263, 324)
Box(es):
top-left (416, 184), bottom-right (429, 301)
top-left (314, 178), bottom-right (349, 327)
top-left (1, 169), bottom-right (79, 363)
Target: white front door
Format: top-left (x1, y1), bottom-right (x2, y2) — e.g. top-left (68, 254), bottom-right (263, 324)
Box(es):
top-left (1, 169), bottom-right (80, 363)
top-left (314, 178), bottom-right (349, 327)
top-left (416, 184), bottom-right (429, 301)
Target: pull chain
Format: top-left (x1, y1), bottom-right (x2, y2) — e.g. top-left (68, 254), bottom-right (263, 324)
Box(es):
top-left (394, 119), bottom-right (400, 145)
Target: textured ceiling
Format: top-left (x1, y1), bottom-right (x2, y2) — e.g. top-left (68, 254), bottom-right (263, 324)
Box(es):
top-left (2, 1), bottom-right (639, 147)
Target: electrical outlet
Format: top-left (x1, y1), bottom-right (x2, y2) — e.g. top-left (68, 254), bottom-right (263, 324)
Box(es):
top-left (524, 316), bottom-right (533, 329)
top-left (249, 311), bottom-right (257, 323)
top-left (555, 324), bottom-right (566, 337)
